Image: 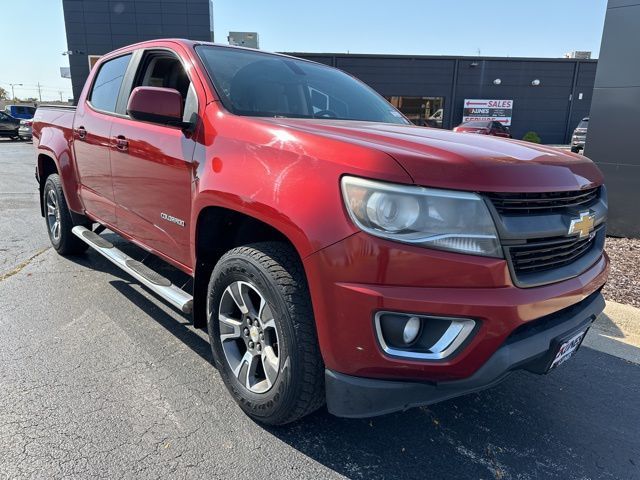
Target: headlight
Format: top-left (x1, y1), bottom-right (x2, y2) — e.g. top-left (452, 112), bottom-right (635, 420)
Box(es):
top-left (341, 176), bottom-right (502, 257)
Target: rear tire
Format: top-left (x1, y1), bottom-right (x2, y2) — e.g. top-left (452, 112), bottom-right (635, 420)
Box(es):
top-left (207, 242), bottom-right (324, 425)
top-left (43, 174), bottom-right (89, 255)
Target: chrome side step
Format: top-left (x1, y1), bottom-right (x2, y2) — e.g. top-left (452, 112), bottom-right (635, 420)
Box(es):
top-left (72, 226), bottom-right (193, 314)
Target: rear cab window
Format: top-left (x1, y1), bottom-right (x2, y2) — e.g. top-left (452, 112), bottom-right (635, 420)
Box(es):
top-left (89, 54), bottom-right (133, 113)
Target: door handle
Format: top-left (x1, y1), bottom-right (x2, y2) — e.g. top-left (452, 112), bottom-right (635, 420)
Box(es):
top-left (75, 126), bottom-right (87, 140)
top-left (114, 135), bottom-right (128, 151)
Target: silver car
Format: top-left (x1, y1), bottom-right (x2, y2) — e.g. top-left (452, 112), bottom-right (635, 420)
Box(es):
top-left (571, 117), bottom-right (588, 153)
top-left (18, 119), bottom-right (33, 141)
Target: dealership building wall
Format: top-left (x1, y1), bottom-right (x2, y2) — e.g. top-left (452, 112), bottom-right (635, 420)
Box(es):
top-left (60, 3), bottom-right (595, 144)
top-left (62, 0), bottom-right (214, 101)
top-left (585, 0), bottom-right (640, 238)
top-left (292, 53), bottom-right (596, 145)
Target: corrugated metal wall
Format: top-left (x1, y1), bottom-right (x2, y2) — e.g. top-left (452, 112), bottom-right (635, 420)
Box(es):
top-left (292, 52), bottom-right (596, 145)
top-left (62, 0), bottom-right (213, 101)
top-left (585, 0), bottom-right (640, 238)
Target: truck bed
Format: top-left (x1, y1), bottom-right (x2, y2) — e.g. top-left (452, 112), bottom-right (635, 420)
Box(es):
top-left (32, 105), bottom-right (77, 145)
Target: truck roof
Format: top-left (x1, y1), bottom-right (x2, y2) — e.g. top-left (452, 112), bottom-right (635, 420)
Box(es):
top-left (106, 38), bottom-right (315, 65)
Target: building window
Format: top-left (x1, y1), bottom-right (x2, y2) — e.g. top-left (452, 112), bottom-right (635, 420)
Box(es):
top-left (386, 96), bottom-right (444, 127)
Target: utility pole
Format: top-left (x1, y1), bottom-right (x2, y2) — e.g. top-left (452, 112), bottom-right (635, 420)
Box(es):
top-left (36, 82), bottom-right (42, 102)
top-left (9, 83), bottom-right (23, 101)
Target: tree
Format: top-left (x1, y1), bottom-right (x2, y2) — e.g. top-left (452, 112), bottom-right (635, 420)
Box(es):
top-left (0, 87), bottom-right (7, 100)
top-left (523, 131), bottom-right (541, 143)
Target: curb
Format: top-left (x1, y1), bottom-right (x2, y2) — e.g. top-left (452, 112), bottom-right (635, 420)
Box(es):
top-left (583, 300), bottom-right (640, 364)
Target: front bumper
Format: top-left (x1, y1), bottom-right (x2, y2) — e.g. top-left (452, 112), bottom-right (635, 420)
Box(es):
top-left (326, 290), bottom-right (604, 418)
top-left (304, 232), bottom-right (609, 381)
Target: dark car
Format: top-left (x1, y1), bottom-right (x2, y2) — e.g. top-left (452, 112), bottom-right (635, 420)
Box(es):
top-left (0, 111), bottom-right (21, 140)
top-left (571, 117), bottom-right (588, 153)
top-left (4, 104), bottom-right (36, 120)
top-left (453, 120), bottom-right (512, 138)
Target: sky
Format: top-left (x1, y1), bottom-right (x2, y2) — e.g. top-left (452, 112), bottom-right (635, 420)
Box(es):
top-left (0, 0), bottom-right (608, 102)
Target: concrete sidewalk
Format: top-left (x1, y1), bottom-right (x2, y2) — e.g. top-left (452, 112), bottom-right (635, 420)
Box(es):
top-left (584, 300), bottom-right (640, 364)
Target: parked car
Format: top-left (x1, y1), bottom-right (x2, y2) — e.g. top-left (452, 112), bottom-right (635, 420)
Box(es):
top-left (32, 40), bottom-right (608, 425)
top-left (571, 117), bottom-right (588, 153)
top-left (0, 111), bottom-right (21, 140)
top-left (454, 120), bottom-right (512, 138)
top-left (4, 104), bottom-right (36, 120)
top-left (18, 119), bottom-right (33, 140)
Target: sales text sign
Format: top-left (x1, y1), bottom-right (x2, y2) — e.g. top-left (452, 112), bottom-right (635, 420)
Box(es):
top-left (463, 99), bottom-right (513, 126)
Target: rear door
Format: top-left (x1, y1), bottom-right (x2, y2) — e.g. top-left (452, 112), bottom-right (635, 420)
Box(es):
top-left (109, 47), bottom-right (199, 269)
top-left (73, 53), bottom-right (133, 226)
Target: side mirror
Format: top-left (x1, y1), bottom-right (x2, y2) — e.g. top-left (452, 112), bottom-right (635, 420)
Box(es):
top-left (127, 86), bottom-right (187, 127)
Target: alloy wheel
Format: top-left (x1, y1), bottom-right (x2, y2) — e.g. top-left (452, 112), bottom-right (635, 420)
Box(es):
top-left (46, 189), bottom-right (61, 242)
top-left (216, 281), bottom-right (280, 394)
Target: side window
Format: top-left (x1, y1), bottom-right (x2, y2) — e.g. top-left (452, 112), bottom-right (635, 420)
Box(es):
top-left (309, 86), bottom-right (348, 118)
top-left (89, 54), bottom-right (132, 113)
top-left (309, 87), bottom-right (329, 113)
top-left (0, 112), bottom-right (8, 120)
top-left (132, 52), bottom-right (196, 123)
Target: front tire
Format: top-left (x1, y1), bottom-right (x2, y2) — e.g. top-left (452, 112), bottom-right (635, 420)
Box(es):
top-left (43, 174), bottom-right (89, 255)
top-left (207, 242), bottom-right (324, 425)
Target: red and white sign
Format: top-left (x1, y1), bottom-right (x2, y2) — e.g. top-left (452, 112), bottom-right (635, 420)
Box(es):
top-left (463, 99), bottom-right (514, 126)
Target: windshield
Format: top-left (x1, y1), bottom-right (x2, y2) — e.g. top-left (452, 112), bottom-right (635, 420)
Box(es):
top-left (196, 46), bottom-right (409, 124)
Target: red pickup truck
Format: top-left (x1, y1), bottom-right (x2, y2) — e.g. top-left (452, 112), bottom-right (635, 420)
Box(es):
top-left (33, 39), bottom-right (609, 425)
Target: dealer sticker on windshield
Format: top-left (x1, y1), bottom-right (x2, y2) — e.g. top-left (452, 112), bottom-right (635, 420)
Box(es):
top-left (549, 329), bottom-right (588, 371)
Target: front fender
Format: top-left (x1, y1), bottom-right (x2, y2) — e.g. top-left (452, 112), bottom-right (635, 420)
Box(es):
top-left (190, 109), bottom-right (413, 264)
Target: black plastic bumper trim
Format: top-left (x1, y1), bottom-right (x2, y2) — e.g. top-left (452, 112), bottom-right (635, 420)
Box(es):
top-left (325, 292), bottom-right (605, 418)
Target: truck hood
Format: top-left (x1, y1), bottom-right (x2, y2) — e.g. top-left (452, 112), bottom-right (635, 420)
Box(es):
top-left (257, 118), bottom-right (603, 192)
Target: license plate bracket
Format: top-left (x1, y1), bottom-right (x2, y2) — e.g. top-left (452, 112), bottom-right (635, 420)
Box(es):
top-left (546, 325), bottom-right (591, 372)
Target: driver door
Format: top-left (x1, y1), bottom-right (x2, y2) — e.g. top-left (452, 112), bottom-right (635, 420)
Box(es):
top-left (110, 48), bottom-right (199, 269)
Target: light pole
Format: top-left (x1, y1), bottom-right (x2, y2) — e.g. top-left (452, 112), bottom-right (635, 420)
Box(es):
top-left (9, 83), bottom-right (23, 102)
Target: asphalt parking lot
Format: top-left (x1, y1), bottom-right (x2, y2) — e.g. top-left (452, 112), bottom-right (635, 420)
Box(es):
top-left (1, 140), bottom-right (639, 480)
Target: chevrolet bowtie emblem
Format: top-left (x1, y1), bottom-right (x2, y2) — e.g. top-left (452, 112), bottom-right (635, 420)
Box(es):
top-left (568, 211), bottom-right (595, 238)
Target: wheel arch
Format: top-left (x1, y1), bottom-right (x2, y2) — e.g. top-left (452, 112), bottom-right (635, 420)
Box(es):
top-left (191, 205), bottom-right (309, 329)
top-left (37, 153), bottom-right (59, 217)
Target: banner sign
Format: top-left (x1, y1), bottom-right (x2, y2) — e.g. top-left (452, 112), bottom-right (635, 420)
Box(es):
top-left (463, 99), bottom-right (513, 126)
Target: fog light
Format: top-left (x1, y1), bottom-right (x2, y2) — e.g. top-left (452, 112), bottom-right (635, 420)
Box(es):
top-left (403, 316), bottom-right (421, 343)
top-left (375, 312), bottom-right (476, 360)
